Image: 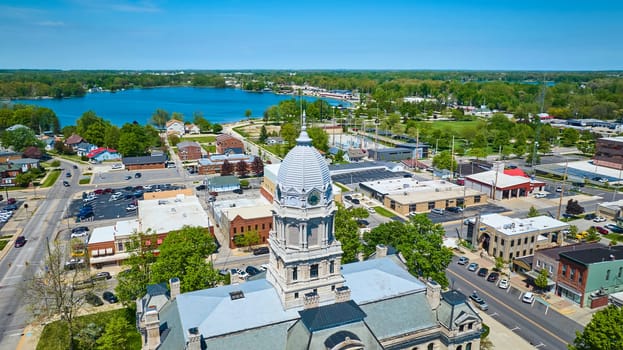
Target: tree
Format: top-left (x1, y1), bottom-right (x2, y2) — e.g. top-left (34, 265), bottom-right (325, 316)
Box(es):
top-left (211, 123), bottom-right (223, 133)
top-left (307, 127), bottom-right (329, 153)
top-left (251, 156), bottom-right (264, 175)
top-left (570, 305), bottom-right (623, 350)
top-left (236, 160), bottom-right (249, 177)
top-left (149, 226), bottom-right (219, 293)
top-left (259, 125), bottom-right (268, 143)
top-left (115, 231), bottom-right (159, 307)
top-left (334, 204), bottom-right (365, 263)
top-left (534, 268), bottom-right (549, 291)
top-left (432, 150), bottom-right (457, 172)
top-left (220, 160), bottom-right (234, 176)
top-left (527, 206), bottom-right (540, 217)
top-left (22, 241), bottom-right (90, 350)
top-left (95, 314), bottom-right (133, 350)
top-left (280, 122), bottom-right (298, 148)
top-left (364, 214), bottom-right (453, 287)
top-left (1, 127), bottom-right (42, 151)
top-left (586, 227), bottom-right (600, 242)
top-left (193, 113), bottom-right (211, 132)
top-left (566, 199), bottom-right (585, 215)
top-left (245, 109), bottom-right (252, 121)
top-left (150, 109), bottom-right (170, 130)
top-left (494, 257), bottom-right (505, 272)
top-left (234, 230), bottom-right (261, 251)
top-left (76, 322), bottom-right (103, 350)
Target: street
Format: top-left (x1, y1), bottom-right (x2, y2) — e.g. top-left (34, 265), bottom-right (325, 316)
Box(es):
top-left (447, 257), bottom-right (583, 349)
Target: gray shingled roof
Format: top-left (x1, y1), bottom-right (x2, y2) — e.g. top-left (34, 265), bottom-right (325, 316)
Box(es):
top-left (299, 300), bottom-right (366, 332)
top-left (122, 155), bottom-right (167, 165)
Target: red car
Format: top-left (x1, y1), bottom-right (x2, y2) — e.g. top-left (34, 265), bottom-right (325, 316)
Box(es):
top-left (93, 189), bottom-right (104, 195)
top-left (594, 226), bottom-right (609, 235)
top-left (103, 188), bottom-right (113, 194)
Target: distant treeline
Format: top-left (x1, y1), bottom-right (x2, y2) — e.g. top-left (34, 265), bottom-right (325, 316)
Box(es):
top-left (1, 70), bottom-right (622, 120)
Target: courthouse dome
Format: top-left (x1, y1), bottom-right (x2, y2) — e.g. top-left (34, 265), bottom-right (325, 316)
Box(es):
top-left (277, 123), bottom-right (331, 197)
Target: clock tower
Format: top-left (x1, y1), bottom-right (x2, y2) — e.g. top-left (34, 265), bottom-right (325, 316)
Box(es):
top-left (266, 112), bottom-right (345, 310)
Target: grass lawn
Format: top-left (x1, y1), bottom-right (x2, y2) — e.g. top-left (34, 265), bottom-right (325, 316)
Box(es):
top-left (334, 183), bottom-right (349, 192)
top-left (233, 126), bottom-right (249, 137)
top-left (202, 145), bottom-right (216, 153)
top-left (415, 120), bottom-right (481, 133)
top-left (37, 308), bottom-right (141, 350)
top-left (0, 240), bottom-right (9, 251)
top-left (79, 177), bottom-right (91, 185)
top-left (41, 169), bottom-right (61, 188)
top-left (373, 206), bottom-right (396, 218)
top-left (183, 135), bottom-right (216, 143)
top-left (605, 234), bottom-right (621, 242)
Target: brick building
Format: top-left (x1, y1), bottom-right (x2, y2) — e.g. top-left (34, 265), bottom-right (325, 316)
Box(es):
top-left (122, 155), bottom-right (167, 170)
top-left (216, 134), bottom-right (244, 154)
top-left (197, 153), bottom-right (255, 175)
top-left (177, 141), bottom-right (203, 161)
top-left (594, 136), bottom-right (623, 170)
top-left (220, 204), bottom-right (273, 248)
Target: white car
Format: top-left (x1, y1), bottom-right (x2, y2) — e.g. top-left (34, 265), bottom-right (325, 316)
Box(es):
top-left (534, 192), bottom-right (547, 198)
top-left (522, 292), bottom-right (535, 304)
top-left (70, 231), bottom-right (89, 239)
top-left (111, 192), bottom-right (123, 201)
top-left (83, 195), bottom-right (97, 203)
top-left (111, 163), bottom-right (123, 169)
top-left (498, 278), bottom-right (509, 289)
top-left (593, 216), bottom-right (606, 223)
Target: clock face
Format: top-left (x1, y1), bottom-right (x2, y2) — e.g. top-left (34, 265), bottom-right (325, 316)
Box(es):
top-left (308, 192), bottom-right (320, 205)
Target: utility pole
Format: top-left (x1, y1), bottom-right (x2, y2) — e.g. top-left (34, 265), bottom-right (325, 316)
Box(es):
top-left (556, 160), bottom-right (569, 220)
top-left (451, 136), bottom-right (455, 179)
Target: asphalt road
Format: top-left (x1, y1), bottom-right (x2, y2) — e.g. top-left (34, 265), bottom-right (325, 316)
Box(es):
top-left (447, 258), bottom-right (583, 350)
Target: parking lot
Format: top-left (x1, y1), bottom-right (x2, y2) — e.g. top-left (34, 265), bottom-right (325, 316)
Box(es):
top-left (90, 167), bottom-right (185, 186)
top-left (67, 183), bottom-right (186, 222)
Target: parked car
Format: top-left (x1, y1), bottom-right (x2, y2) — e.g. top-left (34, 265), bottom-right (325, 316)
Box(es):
top-left (253, 247), bottom-right (269, 255)
top-left (65, 258), bottom-right (85, 270)
top-left (125, 175), bottom-right (132, 180)
top-left (344, 195), bottom-right (352, 201)
top-left (446, 206), bottom-right (463, 213)
top-left (233, 188), bottom-right (243, 194)
top-left (562, 213), bottom-right (580, 219)
top-left (7, 197), bottom-right (16, 204)
top-left (469, 292), bottom-right (489, 311)
top-left (245, 266), bottom-right (262, 277)
top-left (14, 236), bottom-right (26, 248)
top-left (84, 292), bottom-right (104, 306)
top-left (556, 186), bottom-right (562, 192)
top-left (498, 278), bottom-right (510, 289)
top-left (356, 219), bottom-right (369, 227)
top-left (111, 192), bottom-right (124, 201)
top-left (457, 256), bottom-right (469, 265)
top-left (487, 272), bottom-right (500, 283)
top-left (71, 226), bottom-right (89, 234)
top-left (63, 181), bottom-right (70, 187)
top-left (534, 192), bottom-right (547, 198)
top-left (522, 292), bottom-right (535, 304)
top-left (73, 165), bottom-right (78, 169)
top-left (66, 172), bottom-right (72, 178)
top-left (126, 204), bottom-right (138, 211)
top-left (351, 198), bottom-right (360, 205)
top-left (196, 185), bottom-right (206, 191)
top-left (594, 226), bottom-right (609, 235)
top-left (92, 272), bottom-right (112, 281)
top-left (72, 279), bottom-right (95, 290)
top-left (477, 267), bottom-right (489, 277)
top-left (83, 195), bottom-right (97, 203)
top-left (467, 262), bottom-right (479, 272)
top-left (431, 208), bottom-right (445, 215)
top-left (463, 218), bottom-right (476, 225)
top-left (606, 224), bottom-right (623, 233)
top-left (593, 216), bottom-right (606, 223)
top-left (111, 163), bottom-right (123, 169)
top-left (584, 213), bottom-right (596, 220)
top-left (77, 212), bottom-right (94, 222)
top-left (4, 204), bottom-right (18, 211)
top-left (102, 291), bottom-right (118, 303)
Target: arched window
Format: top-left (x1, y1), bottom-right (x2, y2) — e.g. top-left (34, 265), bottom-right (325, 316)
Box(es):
top-left (607, 269), bottom-right (611, 280)
top-left (428, 343), bottom-right (434, 350)
top-left (466, 343), bottom-right (472, 350)
top-left (457, 346), bottom-right (462, 350)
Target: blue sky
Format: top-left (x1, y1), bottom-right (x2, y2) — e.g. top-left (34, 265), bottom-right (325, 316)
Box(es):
top-left (1, 0), bottom-right (622, 70)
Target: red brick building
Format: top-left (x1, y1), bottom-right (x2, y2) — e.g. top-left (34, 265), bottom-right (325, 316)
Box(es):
top-left (219, 204), bottom-right (273, 249)
top-left (177, 141), bottom-right (203, 161)
top-left (216, 134), bottom-right (244, 154)
top-left (122, 155), bottom-right (167, 171)
top-left (594, 136), bottom-right (623, 170)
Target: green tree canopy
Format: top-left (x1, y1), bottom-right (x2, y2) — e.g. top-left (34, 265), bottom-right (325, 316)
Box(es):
top-left (150, 226), bottom-right (220, 293)
top-left (363, 214), bottom-right (453, 287)
top-left (115, 231), bottom-right (158, 307)
top-left (95, 314), bottom-right (133, 350)
top-left (307, 127), bottom-right (329, 152)
top-left (150, 108), bottom-right (170, 129)
top-left (432, 150), bottom-right (457, 172)
top-left (334, 205), bottom-right (366, 263)
top-left (570, 305), bottom-right (623, 350)
top-left (1, 127), bottom-right (43, 151)
top-left (528, 206), bottom-right (540, 217)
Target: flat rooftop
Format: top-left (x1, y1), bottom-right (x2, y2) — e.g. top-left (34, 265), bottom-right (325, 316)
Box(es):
top-left (480, 213), bottom-right (568, 236)
top-left (466, 170), bottom-right (532, 188)
top-left (361, 178), bottom-right (460, 195)
top-left (139, 194), bottom-right (211, 234)
top-left (222, 204), bottom-right (273, 221)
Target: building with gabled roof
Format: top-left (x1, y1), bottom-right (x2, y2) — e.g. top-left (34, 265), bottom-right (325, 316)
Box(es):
top-left (166, 119), bottom-right (185, 136)
top-left (137, 113), bottom-right (483, 350)
top-left (86, 147), bottom-right (121, 162)
top-left (216, 134), bottom-right (244, 154)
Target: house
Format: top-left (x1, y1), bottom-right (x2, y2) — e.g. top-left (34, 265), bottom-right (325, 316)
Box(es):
top-left (556, 246), bottom-right (623, 308)
top-left (64, 134), bottom-right (85, 149)
top-left (266, 136), bottom-right (285, 145)
top-left (0, 151), bottom-right (23, 162)
top-left (9, 158), bottom-right (40, 172)
top-left (177, 141), bottom-right (203, 161)
top-left (0, 163), bottom-right (22, 186)
top-left (479, 214), bottom-right (568, 262)
top-left (166, 119), bottom-right (185, 136)
top-left (86, 147), bottom-right (121, 162)
top-left (185, 123), bottom-right (201, 134)
top-left (216, 134), bottom-right (244, 154)
top-left (122, 155), bottom-right (167, 171)
top-left (136, 123), bottom-right (483, 350)
top-left (75, 142), bottom-right (97, 157)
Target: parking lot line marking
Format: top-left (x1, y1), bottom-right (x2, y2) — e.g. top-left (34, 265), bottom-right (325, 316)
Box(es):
top-left (535, 343), bottom-right (546, 348)
top-left (511, 326), bottom-right (520, 331)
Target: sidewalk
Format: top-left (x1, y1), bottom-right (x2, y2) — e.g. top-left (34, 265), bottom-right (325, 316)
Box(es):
top-left (479, 312), bottom-right (536, 350)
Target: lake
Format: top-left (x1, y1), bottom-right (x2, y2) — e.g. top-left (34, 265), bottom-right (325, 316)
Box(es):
top-left (12, 87), bottom-right (348, 127)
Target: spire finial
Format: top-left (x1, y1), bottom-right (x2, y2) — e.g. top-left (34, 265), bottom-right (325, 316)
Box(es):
top-left (302, 110), bottom-right (307, 131)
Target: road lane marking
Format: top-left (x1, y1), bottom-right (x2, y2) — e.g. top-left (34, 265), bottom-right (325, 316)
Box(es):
top-left (448, 269), bottom-right (570, 347)
top-left (511, 326), bottom-right (520, 331)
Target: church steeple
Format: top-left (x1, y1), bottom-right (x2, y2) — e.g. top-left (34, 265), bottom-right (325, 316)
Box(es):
top-left (266, 111), bottom-right (344, 310)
